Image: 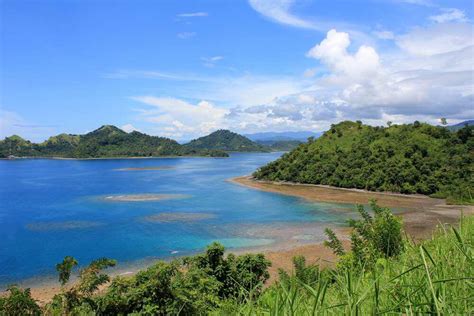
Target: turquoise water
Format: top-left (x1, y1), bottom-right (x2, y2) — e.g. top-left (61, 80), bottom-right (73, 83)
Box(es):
top-left (0, 153), bottom-right (355, 286)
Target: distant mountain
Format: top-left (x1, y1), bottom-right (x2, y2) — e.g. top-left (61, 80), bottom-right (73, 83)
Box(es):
top-left (245, 131), bottom-right (321, 142)
top-left (0, 125), bottom-right (228, 158)
top-left (184, 130), bottom-right (269, 152)
top-left (255, 139), bottom-right (303, 151)
top-left (446, 120), bottom-right (473, 131)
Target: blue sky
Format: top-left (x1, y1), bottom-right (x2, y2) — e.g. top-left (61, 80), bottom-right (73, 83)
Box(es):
top-left (1, 0), bottom-right (473, 141)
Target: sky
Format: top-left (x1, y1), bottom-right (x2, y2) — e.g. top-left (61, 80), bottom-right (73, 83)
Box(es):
top-left (1, 0), bottom-right (473, 141)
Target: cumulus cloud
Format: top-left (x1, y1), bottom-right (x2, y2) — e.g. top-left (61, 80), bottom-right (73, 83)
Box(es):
top-left (123, 19), bottom-right (472, 139)
top-left (223, 24), bottom-right (473, 133)
top-left (303, 26), bottom-right (473, 121)
top-left (132, 97), bottom-right (228, 139)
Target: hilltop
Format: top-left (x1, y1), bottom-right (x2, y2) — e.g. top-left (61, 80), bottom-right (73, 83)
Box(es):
top-left (0, 126), bottom-right (228, 158)
top-left (254, 121), bottom-right (473, 204)
top-left (184, 129), bottom-right (269, 152)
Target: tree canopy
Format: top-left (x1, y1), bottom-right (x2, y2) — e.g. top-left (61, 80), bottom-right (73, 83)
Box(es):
top-left (254, 121), bottom-right (473, 204)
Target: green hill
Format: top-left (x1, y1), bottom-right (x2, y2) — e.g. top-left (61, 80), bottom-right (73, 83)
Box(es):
top-left (254, 121), bottom-right (473, 203)
top-left (184, 129), bottom-right (269, 152)
top-left (0, 126), bottom-right (228, 158)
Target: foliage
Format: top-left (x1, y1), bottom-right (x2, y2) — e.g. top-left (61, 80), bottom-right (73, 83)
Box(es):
top-left (46, 256), bottom-right (116, 314)
top-left (0, 286), bottom-right (41, 316)
top-left (184, 129), bottom-right (270, 152)
top-left (254, 121), bottom-right (474, 204)
top-left (0, 125), bottom-right (229, 158)
top-left (325, 200), bottom-right (403, 270)
top-left (237, 215), bottom-right (474, 315)
top-left (56, 256), bottom-right (78, 286)
top-left (3, 213), bottom-right (473, 315)
top-left (255, 139), bottom-right (303, 151)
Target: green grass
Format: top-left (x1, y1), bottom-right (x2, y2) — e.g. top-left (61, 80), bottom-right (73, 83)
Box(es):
top-left (231, 216), bottom-right (474, 315)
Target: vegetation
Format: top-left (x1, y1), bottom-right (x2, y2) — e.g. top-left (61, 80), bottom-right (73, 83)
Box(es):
top-left (184, 130), bottom-right (269, 152)
top-left (2, 204), bottom-right (472, 315)
top-left (255, 139), bottom-right (303, 151)
top-left (254, 121), bottom-right (474, 204)
top-left (0, 125), bottom-right (228, 158)
top-left (243, 214), bottom-right (474, 315)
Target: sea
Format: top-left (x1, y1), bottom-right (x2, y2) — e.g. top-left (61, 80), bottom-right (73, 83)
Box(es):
top-left (0, 153), bottom-right (357, 287)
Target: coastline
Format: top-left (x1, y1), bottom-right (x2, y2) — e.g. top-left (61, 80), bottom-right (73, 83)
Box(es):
top-left (4, 174), bottom-right (472, 305)
top-left (231, 176), bottom-right (474, 238)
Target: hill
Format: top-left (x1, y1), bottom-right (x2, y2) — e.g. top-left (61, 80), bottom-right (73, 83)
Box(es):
top-left (184, 129), bottom-right (269, 152)
top-left (254, 121), bottom-right (473, 203)
top-left (446, 119), bottom-right (473, 131)
top-left (0, 126), bottom-right (228, 158)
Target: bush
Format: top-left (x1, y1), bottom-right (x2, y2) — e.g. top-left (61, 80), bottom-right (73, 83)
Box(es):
top-left (0, 286), bottom-right (41, 316)
top-left (325, 200), bottom-right (403, 270)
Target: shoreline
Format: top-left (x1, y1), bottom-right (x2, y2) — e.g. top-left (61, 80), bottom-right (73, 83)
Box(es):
top-left (3, 175), bottom-right (472, 305)
top-left (231, 176), bottom-right (474, 238)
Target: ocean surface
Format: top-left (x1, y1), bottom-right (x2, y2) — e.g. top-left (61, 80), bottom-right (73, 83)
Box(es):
top-left (0, 153), bottom-right (357, 287)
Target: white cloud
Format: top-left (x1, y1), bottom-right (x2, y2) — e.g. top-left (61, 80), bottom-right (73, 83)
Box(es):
top-left (248, 0), bottom-right (321, 30)
top-left (307, 29), bottom-right (380, 80)
top-left (429, 8), bottom-right (468, 23)
top-left (119, 20), bottom-right (472, 138)
top-left (177, 32), bottom-right (196, 39)
top-left (121, 124), bottom-right (140, 133)
top-left (224, 25), bottom-right (473, 132)
top-left (176, 12), bottom-right (208, 17)
top-left (247, 0), bottom-right (374, 46)
top-left (132, 97), bottom-right (228, 139)
top-left (396, 23), bottom-right (473, 56)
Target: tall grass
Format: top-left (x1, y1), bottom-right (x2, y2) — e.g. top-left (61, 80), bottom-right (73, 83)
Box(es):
top-left (232, 216), bottom-right (474, 315)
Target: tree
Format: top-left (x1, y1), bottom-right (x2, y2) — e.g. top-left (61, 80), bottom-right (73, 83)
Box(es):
top-left (325, 201), bottom-right (403, 270)
top-left (56, 256), bottom-right (78, 286)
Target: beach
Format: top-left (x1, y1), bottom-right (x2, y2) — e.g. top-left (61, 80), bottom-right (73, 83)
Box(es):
top-left (231, 176), bottom-right (474, 239)
top-left (6, 175), bottom-right (472, 305)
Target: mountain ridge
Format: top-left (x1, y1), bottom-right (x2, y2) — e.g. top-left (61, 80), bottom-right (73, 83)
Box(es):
top-left (184, 129), bottom-right (269, 152)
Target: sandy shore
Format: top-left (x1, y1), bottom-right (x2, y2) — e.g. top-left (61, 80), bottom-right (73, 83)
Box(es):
top-left (231, 176), bottom-right (474, 239)
top-left (103, 194), bottom-right (190, 202)
top-left (4, 176), bottom-right (472, 305)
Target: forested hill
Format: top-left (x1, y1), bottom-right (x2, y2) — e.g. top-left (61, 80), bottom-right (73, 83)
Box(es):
top-left (254, 121), bottom-right (473, 204)
top-left (0, 125), bottom-right (228, 158)
top-left (184, 129), bottom-right (269, 152)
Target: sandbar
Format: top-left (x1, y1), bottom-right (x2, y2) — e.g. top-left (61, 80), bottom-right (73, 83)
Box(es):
top-left (103, 194), bottom-right (190, 202)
